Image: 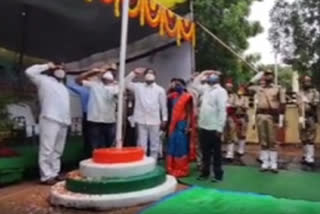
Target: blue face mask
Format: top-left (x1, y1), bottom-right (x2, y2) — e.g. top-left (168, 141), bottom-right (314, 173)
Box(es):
top-left (175, 85), bottom-right (184, 93)
top-left (207, 75), bottom-right (219, 85)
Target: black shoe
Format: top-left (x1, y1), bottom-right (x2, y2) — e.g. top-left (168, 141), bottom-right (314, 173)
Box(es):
top-left (55, 174), bottom-right (66, 181)
top-left (305, 162), bottom-right (315, 168)
top-left (256, 158), bottom-right (262, 164)
top-left (211, 176), bottom-right (223, 183)
top-left (197, 174), bottom-right (209, 181)
top-left (236, 152), bottom-right (244, 157)
top-left (223, 157), bottom-right (234, 163)
top-left (301, 157), bottom-right (307, 165)
top-left (260, 168), bottom-right (268, 172)
top-left (40, 178), bottom-right (57, 185)
top-left (213, 171), bottom-right (224, 182)
top-left (270, 169), bottom-right (279, 174)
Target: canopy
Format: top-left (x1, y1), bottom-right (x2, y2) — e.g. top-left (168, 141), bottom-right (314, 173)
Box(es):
top-left (0, 0), bottom-right (188, 62)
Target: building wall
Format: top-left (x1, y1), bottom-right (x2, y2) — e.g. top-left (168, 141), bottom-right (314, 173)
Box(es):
top-left (125, 42), bottom-right (193, 87)
top-left (69, 42), bottom-right (193, 119)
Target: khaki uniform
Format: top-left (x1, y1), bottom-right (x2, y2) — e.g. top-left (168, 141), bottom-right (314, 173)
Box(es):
top-left (297, 88), bottom-right (319, 144)
top-left (250, 83), bottom-right (286, 171)
top-left (255, 85), bottom-right (286, 149)
top-left (297, 88), bottom-right (319, 164)
top-left (224, 93), bottom-right (238, 143)
top-left (235, 95), bottom-right (249, 140)
top-left (224, 92), bottom-right (238, 159)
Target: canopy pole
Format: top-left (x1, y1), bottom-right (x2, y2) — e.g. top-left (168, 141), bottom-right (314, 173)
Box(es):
top-left (116, 0), bottom-right (130, 149)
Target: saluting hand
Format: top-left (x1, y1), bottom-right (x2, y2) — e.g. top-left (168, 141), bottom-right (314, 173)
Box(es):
top-left (133, 67), bottom-right (146, 76)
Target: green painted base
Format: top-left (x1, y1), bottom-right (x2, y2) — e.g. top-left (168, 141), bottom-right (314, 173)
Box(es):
top-left (66, 167), bottom-right (166, 194)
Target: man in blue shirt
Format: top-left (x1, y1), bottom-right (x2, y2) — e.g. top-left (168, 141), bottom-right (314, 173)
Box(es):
top-left (67, 78), bottom-right (91, 158)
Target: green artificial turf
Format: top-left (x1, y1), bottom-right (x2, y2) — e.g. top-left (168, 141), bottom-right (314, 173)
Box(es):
top-left (141, 187), bottom-right (320, 214)
top-left (179, 164), bottom-right (320, 202)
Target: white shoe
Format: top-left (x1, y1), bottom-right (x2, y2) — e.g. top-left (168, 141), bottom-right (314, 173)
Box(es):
top-left (305, 144), bottom-right (315, 164)
top-left (270, 151), bottom-right (278, 173)
top-left (237, 140), bottom-right (246, 155)
top-left (226, 143), bottom-right (234, 159)
top-left (260, 150), bottom-right (270, 171)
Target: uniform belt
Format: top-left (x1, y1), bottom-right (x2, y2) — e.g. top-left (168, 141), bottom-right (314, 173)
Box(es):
top-left (257, 109), bottom-right (278, 115)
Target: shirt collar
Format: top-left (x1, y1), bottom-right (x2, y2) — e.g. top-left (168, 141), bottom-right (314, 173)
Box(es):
top-left (144, 82), bottom-right (155, 87)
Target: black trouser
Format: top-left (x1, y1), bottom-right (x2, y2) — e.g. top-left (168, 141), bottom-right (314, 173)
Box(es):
top-left (82, 113), bottom-right (92, 158)
top-left (124, 122), bottom-right (137, 147)
top-left (87, 122), bottom-right (115, 149)
top-left (199, 128), bottom-right (223, 179)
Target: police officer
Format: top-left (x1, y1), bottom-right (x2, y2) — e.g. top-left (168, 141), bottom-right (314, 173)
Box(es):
top-left (224, 79), bottom-right (238, 161)
top-left (235, 85), bottom-right (249, 156)
top-left (297, 75), bottom-right (319, 168)
top-left (249, 70), bottom-right (286, 173)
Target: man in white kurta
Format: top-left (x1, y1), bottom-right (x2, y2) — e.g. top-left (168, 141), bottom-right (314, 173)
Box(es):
top-left (77, 69), bottom-right (118, 149)
top-left (25, 63), bottom-right (71, 184)
top-left (125, 68), bottom-right (168, 160)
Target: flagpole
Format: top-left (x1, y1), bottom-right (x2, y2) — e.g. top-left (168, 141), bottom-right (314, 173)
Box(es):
top-left (116, 0), bottom-right (130, 149)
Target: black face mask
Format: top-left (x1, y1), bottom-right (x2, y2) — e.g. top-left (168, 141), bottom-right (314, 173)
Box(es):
top-left (303, 84), bottom-right (312, 89)
top-left (265, 79), bottom-right (273, 84)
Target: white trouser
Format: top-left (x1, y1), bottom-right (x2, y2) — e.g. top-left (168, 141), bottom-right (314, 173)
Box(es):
top-left (137, 123), bottom-right (161, 160)
top-left (39, 117), bottom-right (68, 182)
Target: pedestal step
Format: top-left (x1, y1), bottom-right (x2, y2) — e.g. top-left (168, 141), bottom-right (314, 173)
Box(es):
top-left (66, 167), bottom-right (166, 194)
top-left (50, 175), bottom-right (177, 210)
top-left (80, 156), bottom-right (156, 179)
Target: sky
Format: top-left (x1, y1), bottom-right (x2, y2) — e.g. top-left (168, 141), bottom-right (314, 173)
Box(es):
top-left (246, 0), bottom-right (277, 65)
top-left (246, 0), bottom-right (294, 65)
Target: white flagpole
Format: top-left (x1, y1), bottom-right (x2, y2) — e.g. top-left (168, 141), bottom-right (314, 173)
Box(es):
top-left (116, 0), bottom-right (130, 149)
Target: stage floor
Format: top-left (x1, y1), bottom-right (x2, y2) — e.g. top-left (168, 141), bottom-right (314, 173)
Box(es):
top-left (0, 144), bottom-right (319, 213)
top-left (0, 181), bottom-right (187, 214)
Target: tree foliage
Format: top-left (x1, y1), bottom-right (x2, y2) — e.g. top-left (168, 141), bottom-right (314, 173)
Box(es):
top-left (269, 0), bottom-right (320, 85)
top-left (194, 0), bottom-right (263, 85)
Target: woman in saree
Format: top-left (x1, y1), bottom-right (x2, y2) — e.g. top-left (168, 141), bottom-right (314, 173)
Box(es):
top-left (166, 79), bottom-right (193, 177)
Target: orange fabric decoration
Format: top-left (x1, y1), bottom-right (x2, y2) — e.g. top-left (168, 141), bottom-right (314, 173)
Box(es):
top-left (103, 0), bottom-right (196, 47)
top-left (129, 0), bottom-right (141, 18)
top-left (101, 0), bottom-right (114, 4)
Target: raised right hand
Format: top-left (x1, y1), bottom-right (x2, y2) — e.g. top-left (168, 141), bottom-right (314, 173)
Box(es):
top-left (133, 67), bottom-right (146, 75)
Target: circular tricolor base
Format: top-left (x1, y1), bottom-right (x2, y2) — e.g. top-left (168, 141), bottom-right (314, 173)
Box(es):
top-left (80, 157), bottom-right (155, 179)
top-left (66, 167), bottom-right (166, 194)
top-left (93, 147), bottom-right (144, 164)
top-left (50, 175), bottom-right (177, 211)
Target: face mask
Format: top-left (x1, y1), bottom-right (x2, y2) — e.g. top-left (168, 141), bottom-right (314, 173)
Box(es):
top-left (145, 73), bottom-right (155, 84)
top-left (207, 75), bottom-right (219, 85)
top-left (53, 69), bottom-right (65, 79)
top-left (303, 82), bottom-right (312, 89)
top-left (102, 72), bottom-right (114, 81)
top-left (175, 85), bottom-right (184, 93)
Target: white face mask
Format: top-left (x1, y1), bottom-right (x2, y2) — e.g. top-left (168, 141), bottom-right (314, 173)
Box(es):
top-left (54, 69), bottom-right (65, 79)
top-left (145, 73), bottom-right (155, 82)
top-left (102, 72), bottom-right (114, 81)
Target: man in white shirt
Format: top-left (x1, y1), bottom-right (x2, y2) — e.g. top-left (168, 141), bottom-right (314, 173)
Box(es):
top-left (125, 68), bottom-right (168, 160)
top-left (76, 65), bottom-right (118, 149)
top-left (25, 63), bottom-right (71, 185)
top-left (192, 70), bottom-right (228, 182)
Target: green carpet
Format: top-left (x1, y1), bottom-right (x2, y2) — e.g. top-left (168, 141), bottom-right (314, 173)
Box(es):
top-left (140, 187), bottom-right (320, 214)
top-left (0, 136), bottom-right (84, 184)
top-left (179, 164), bottom-right (320, 202)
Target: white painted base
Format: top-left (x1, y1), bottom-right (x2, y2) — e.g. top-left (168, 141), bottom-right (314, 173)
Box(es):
top-left (80, 157), bottom-right (156, 179)
top-left (50, 175), bottom-right (177, 210)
